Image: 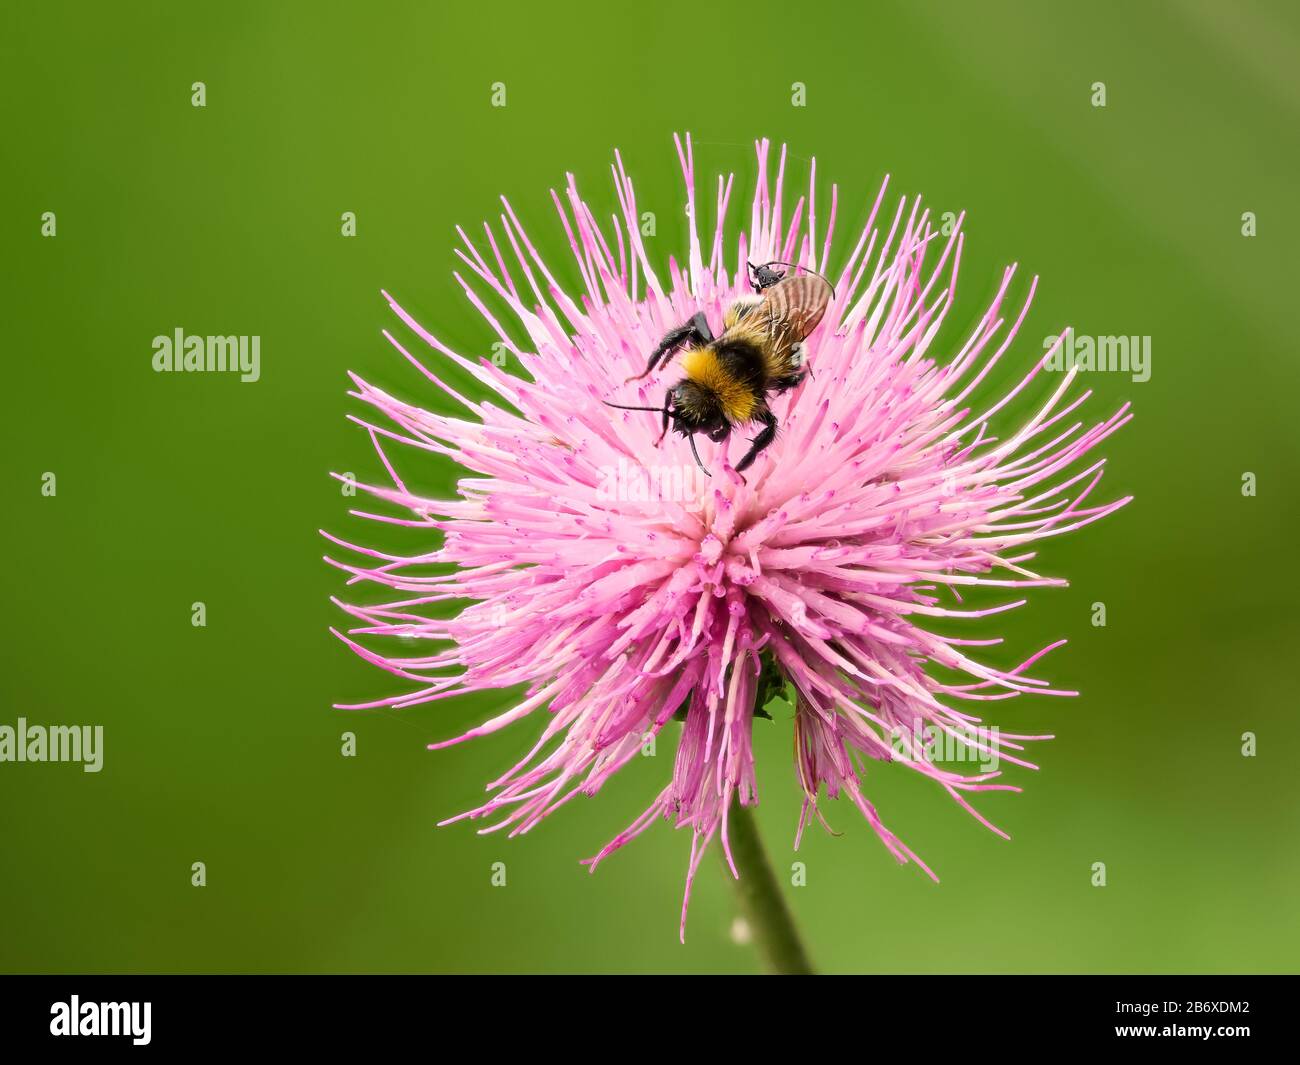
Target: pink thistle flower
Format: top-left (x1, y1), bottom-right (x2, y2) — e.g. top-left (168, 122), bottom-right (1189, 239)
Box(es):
top-left (327, 134), bottom-right (1131, 940)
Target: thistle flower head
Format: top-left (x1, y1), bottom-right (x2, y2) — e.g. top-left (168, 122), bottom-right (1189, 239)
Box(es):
top-left (327, 134), bottom-right (1130, 939)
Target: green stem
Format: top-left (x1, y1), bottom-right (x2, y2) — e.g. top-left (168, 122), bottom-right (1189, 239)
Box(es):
top-left (723, 800), bottom-right (815, 975)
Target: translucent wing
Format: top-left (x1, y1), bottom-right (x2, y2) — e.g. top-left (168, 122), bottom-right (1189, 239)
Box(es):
top-left (753, 273), bottom-right (832, 352)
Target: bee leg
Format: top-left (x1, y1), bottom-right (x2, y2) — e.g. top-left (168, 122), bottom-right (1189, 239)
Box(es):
top-left (625, 312), bottom-right (713, 383)
top-left (656, 389), bottom-right (672, 445)
top-left (772, 372), bottom-right (805, 394)
top-left (735, 411), bottom-right (778, 473)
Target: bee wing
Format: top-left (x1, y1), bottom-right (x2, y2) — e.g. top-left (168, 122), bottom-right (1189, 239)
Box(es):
top-left (755, 274), bottom-right (832, 349)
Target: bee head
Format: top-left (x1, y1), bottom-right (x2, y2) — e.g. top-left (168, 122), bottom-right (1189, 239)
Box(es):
top-left (670, 382), bottom-right (731, 442)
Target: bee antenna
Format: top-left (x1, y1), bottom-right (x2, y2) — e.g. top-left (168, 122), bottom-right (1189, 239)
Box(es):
top-left (758, 259), bottom-right (837, 298)
top-left (603, 400), bottom-right (668, 414)
top-left (688, 435), bottom-right (712, 478)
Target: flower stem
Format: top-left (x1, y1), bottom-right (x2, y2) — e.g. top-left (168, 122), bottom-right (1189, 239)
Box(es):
top-left (723, 800), bottom-right (815, 975)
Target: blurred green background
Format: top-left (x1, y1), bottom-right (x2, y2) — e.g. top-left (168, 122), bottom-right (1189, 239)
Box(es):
top-left (2, 0), bottom-right (1297, 974)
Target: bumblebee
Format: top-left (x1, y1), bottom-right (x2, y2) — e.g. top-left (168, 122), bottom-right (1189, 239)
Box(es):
top-left (605, 261), bottom-right (833, 476)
